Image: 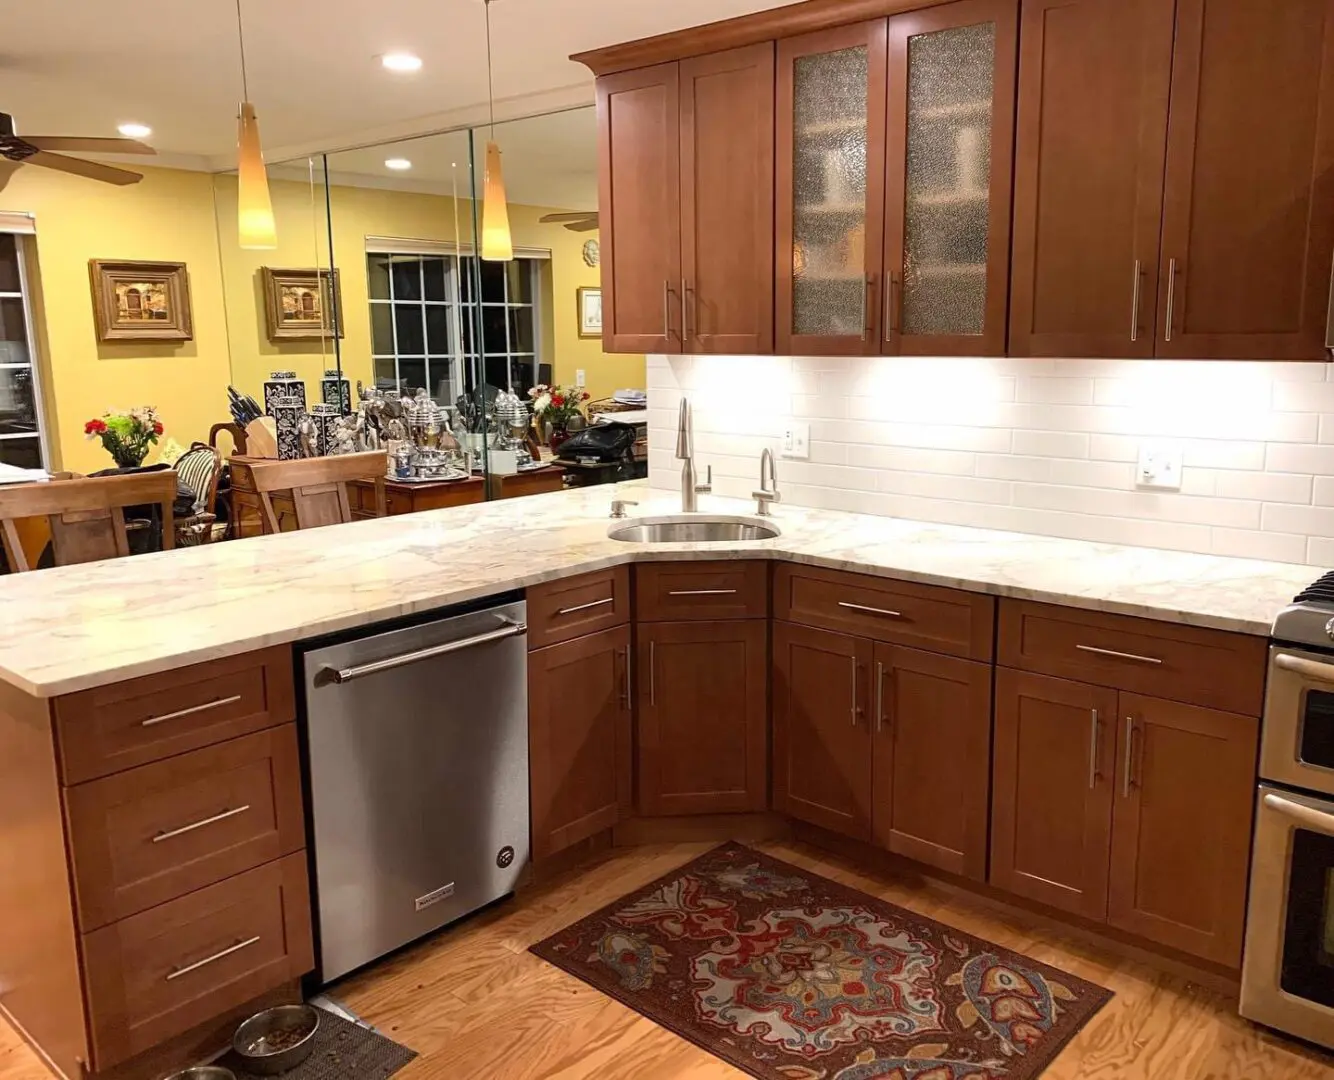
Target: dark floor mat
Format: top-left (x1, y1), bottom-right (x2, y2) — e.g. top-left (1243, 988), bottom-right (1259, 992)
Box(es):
top-left (219, 1006), bottom-right (416, 1080)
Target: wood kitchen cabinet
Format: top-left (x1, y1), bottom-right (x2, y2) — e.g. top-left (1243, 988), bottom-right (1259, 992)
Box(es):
top-left (773, 621), bottom-right (873, 839)
top-left (1011, 0), bottom-right (1334, 360)
top-left (872, 643), bottom-right (992, 879)
top-left (992, 663), bottom-right (1258, 965)
top-left (636, 620), bottom-right (768, 815)
top-left (1108, 693), bottom-right (1257, 966)
top-left (528, 624), bottom-right (633, 861)
top-left (598, 44), bottom-right (775, 355)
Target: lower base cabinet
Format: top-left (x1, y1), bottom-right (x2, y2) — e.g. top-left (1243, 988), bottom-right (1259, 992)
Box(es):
top-left (637, 619), bottom-right (769, 815)
top-left (773, 622), bottom-right (992, 879)
top-left (528, 625), bottom-right (633, 861)
top-left (991, 668), bottom-right (1257, 966)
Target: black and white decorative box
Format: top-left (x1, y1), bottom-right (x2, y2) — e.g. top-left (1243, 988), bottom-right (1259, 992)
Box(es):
top-left (271, 395), bottom-right (305, 460)
top-left (263, 371), bottom-right (306, 417)
top-left (310, 403), bottom-right (342, 457)
top-left (321, 369), bottom-right (352, 415)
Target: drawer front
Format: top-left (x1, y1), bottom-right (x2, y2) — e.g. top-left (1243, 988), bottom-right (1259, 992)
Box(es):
top-left (82, 853), bottom-right (313, 1071)
top-left (774, 564), bottom-right (994, 661)
top-left (635, 561), bottom-right (769, 621)
top-left (66, 726), bottom-right (306, 930)
top-left (998, 599), bottom-right (1267, 714)
top-left (56, 647), bottom-right (295, 784)
top-left (528, 566), bottom-right (630, 649)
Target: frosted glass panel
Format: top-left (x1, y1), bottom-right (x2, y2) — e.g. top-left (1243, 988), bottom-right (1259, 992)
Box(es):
top-left (901, 22), bottom-right (995, 337)
top-left (792, 46), bottom-right (869, 337)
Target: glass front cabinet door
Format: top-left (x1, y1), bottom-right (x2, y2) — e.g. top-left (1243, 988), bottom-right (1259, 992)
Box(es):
top-left (776, 1), bottom-right (1016, 357)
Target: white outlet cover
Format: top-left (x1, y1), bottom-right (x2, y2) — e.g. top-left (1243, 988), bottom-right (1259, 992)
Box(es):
top-left (782, 422), bottom-right (811, 460)
top-left (1137, 440), bottom-right (1183, 491)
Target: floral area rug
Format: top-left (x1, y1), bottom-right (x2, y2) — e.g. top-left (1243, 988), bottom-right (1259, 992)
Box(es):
top-left (530, 843), bottom-right (1112, 1080)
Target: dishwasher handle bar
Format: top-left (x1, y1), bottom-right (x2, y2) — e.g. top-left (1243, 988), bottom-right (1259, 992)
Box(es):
top-left (323, 619), bottom-right (527, 684)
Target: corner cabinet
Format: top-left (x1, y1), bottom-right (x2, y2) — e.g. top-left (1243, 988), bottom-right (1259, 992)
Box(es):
top-left (598, 45), bottom-right (776, 355)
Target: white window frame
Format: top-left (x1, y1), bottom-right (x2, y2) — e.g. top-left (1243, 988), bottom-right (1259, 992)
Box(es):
top-left (0, 214), bottom-right (51, 470)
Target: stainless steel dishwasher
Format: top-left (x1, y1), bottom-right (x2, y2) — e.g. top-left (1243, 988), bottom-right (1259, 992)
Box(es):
top-left (300, 597), bottom-right (529, 983)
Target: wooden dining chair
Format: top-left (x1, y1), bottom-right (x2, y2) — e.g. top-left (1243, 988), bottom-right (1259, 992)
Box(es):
top-left (0, 471), bottom-right (178, 572)
top-left (247, 451), bottom-right (388, 532)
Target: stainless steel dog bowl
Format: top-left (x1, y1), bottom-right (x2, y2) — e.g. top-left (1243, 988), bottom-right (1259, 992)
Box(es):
top-left (232, 1004), bottom-right (320, 1075)
top-left (162, 1068), bottom-right (236, 1080)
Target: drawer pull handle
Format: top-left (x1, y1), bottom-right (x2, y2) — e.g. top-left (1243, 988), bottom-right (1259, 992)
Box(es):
top-left (838, 601), bottom-right (903, 619)
top-left (556, 597), bottom-right (614, 616)
top-left (141, 695), bottom-right (242, 728)
top-left (667, 589), bottom-right (739, 597)
top-left (166, 935), bottom-right (260, 981)
top-left (152, 804), bottom-right (252, 844)
top-left (1075, 644), bottom-right (1163, 666)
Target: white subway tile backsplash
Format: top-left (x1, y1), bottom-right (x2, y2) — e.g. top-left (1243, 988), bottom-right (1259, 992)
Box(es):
top-left (647, 353), bottom-right (1334, 567)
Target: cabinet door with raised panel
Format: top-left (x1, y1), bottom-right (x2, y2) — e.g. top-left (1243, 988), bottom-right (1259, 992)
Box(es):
top-left (1008, 0), bottom-right (1174, 357)
top-left (773, 621), bottom-right (873, 839)
top-left (680, 44), bottom-right (776, 355)
top-left (597, 63), bottom-right (682, 354)
top-left (872, 644), bottom-right (992, 880)
top-left (776, 21), bottom-right (888, 356)
top-left (883, 0), bottom-right (1017, 356)
top-left (528, 626), bottom-right (632, 861)
top-left (637, 620), bottom-right (768, 816)
top-left (1157, 0), bottom-right (1334, 359)
top-left (1108, 694), bottom-right (1258, 965)
top-left (991, 668), bottom-right (1118, 920)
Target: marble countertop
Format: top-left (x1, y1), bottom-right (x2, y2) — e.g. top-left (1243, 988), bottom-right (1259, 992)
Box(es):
top-left (0, 482), bottom-right (1310, 698)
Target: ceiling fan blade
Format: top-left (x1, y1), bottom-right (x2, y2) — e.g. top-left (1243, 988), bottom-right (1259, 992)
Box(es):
top-left (26, 151), bottom-right (143, 185)
top-left (566, 219), bottom-right (600, 232)
top-left (23, 136), bottom-right (155, 156)
top-left (540, 212), bottom-right (596, 223)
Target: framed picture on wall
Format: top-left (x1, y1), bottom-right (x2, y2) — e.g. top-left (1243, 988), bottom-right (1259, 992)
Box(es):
top-left (261, 267), bottom-right (344, 342)
top-left (577, 286), bottom-right (602, 339)
top-left (88, 259), bottom-right (193, 342)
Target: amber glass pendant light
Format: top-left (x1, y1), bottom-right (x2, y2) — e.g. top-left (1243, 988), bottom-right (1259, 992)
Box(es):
top-left (480, 0), bottom-right (513, 261)
top-left (235, 0), bottom-right (276, 249)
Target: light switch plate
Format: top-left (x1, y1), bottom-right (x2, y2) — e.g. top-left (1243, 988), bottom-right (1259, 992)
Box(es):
top-left (1137, 440), bottom-right (1183, 490)
top-left (575, 369), bottom-right (586, 388)
top-left (782, 423), bottom-right (811, 460)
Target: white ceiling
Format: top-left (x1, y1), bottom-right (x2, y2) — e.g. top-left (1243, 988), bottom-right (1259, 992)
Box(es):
top-left (0, 0), bottom-right (802, 171)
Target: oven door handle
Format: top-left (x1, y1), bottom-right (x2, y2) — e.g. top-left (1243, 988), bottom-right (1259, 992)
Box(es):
top-left (1264, 792), bottom-right (1334, 838)
top-left (1274, 652), bottom-right (1334, 685)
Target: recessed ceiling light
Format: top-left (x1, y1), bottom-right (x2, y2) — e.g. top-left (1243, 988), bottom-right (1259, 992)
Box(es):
top-left (117, 122), bottom-right (152, 139)
top-left (381, 53), bottom-right (423, 73)
top-left (385, 158), bottom-right (413, 171)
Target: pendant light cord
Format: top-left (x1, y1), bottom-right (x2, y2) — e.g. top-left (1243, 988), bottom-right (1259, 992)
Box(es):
top-left (236, 0), bottom-right (251, 101)
top-left (484, 0), bottom-right (496, 137)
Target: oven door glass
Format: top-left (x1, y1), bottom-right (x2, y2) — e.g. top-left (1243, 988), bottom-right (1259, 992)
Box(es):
top-left (1300, 687), bottom-right (1334, 772)
top-left (1262, 647), bottom-right (1334, 796)
top-left (1282, 824), bottom-right (1334, 1006)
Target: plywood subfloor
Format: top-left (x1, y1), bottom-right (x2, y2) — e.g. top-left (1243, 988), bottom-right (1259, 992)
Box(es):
top-left (1, 839), bottom-right (1330, 1079)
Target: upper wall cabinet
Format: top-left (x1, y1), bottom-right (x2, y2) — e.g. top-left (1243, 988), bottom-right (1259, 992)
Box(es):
top-left (883, 0), bottom-right (1017, 356)
top-left (1011, 0), bottom-right (1334, 360)
top-left (598, 45), bottom-right (775, 355)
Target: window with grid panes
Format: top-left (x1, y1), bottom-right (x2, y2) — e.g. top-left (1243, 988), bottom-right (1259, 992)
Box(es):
top-left (0, 233), bottom-right (46, 469)
top-left (367, 252), bottom-right (544, 401)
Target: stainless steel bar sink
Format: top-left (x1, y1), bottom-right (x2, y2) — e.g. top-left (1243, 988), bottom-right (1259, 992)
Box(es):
top-left (607, 516), bottom-right (780, 543)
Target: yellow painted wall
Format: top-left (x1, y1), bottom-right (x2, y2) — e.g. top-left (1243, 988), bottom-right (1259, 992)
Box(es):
top-left (1, 161), bottom-right (641, 471)
top-left (0, 165), bottom-right (232, 474)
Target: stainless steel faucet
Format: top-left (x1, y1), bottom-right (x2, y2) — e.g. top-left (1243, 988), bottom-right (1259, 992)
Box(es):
top-left (676, 397), bottom-right (712, 512)
top-left (754, 447), bottom-right (781, 516)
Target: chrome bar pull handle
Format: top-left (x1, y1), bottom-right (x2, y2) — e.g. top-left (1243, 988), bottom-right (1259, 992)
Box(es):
top-left (1275, 652), bottom-right (1334, 685)
top-left (1265, 792), bottom-right (1334, 837)
top-left (1075, 644), bottom-right (1163, 666)
top-left (849, 658), bottom-right (858, 727)
top-left (667, 589), bottom-right (738, 597)
top-left (152, 805), bottom-right (251, 844)
top-left (649, 640), bottom-right (656, 707)
top-left (1164, 258), bottom-right (1178, 342)
top-left (838, 601), bottom-right (904, 620)
top-left (556, 597), bottom-right (614, 617)
top-left (875, 661), bottom-right (885, 733)
top-left (884, 272), bottom-right (898, 341)
top-left (663, 280), bottom-right (672, 340)
top-left (681, 279), bottom-right (690, 344)
top-left (326, 620), bottom-right (526, 683)
top-left (166, 936), bottom-right (260, 981)
top-left (1130, 260), bottom-right (1142, 342)
top-left (861, 274), bottom-right (874, 342)
top-left (1122, 716), bottom-right (1136, 797)
top-left (1088, 709), bottom-right (1100, 790)
top-left (619, 647), bottom-right (631, 709)
top-left (141, 695), bottom-right (242, 728)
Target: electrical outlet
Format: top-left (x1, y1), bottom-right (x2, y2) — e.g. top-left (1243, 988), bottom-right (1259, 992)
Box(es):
top-left (782, 423), bottom-right (810, 460)
top-left (575, 369), bottom-right (586, 388)
top-left (1137, 440), bottom-right (1183, 490)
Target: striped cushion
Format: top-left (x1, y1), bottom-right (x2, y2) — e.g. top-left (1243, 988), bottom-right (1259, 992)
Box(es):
top-left (175, 448), bottom-right (219, 512)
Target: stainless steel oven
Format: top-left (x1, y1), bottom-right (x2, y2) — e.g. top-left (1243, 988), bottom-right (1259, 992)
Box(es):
top-left (1242, 585), bottom-right (1334, 1047)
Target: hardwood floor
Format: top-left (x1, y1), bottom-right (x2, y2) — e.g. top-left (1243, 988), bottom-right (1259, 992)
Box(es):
top-left (1, 839), bottom-right (1330, 1079)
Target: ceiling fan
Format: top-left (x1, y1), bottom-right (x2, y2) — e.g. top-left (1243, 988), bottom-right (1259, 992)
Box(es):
top-left (539, 210), bottom-right (599, 233)
top-left (0, 111), bottom-right (156, 186)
